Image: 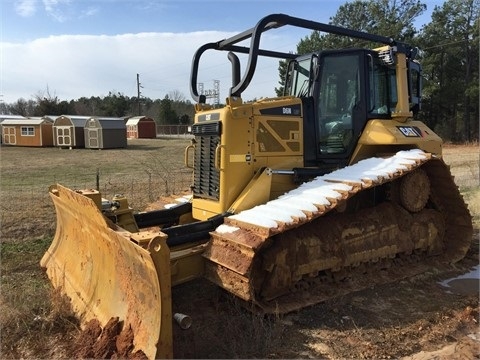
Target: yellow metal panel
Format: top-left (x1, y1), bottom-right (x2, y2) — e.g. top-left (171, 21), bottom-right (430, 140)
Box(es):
top-left (170, 244), bottom-right (206, 286)
top-left (392, 52), bottom-right (413, 121)
top-left (350, 119), bottom-right (443, 163)
top-left (229, 168), bottom-right (273, 213)
top-left (192, 97), bottom-right (305, 220)
top-left (229, 154), bottom-right (248, 162)
top-left (193, 198), bottom-right (226, 220)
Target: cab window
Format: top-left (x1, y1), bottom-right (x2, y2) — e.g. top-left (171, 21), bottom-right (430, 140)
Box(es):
top-left (317, 54), bottom-right (359, 154)
top-left (368, 56), bottom-right (396, 115)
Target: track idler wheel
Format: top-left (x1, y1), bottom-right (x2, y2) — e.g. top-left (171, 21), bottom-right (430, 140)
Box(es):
top-left (399, 168), bottom-right (430, 212)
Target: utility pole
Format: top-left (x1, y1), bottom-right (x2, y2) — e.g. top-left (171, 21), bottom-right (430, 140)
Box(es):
top-left (137, 73), bottom-right (143, 116)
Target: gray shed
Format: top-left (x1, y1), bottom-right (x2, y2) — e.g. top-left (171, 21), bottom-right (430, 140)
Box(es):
top-left (53, 115), bottom-right (90, 148)
top-left (84, 117), bottom-right (127, 149)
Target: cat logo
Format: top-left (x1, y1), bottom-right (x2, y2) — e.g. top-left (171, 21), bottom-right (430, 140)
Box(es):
top-left (283, 107), bottom-right (292, 115)
top-left (397, 126), bottom-right (422, 137)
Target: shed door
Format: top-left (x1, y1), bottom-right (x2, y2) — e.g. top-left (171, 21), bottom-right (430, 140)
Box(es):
top-left (2, 126), bottom-right (16, 144)
top-left (88, 129), bottom-right (99, 148)
top-left (57, 126), bottom-right (72, 146)
top-left (127, 124), bottom-right (136, 138)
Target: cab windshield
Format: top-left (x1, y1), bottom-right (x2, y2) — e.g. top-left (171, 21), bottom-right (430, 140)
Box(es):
top-left (317, 54), bottom-right (359, 154)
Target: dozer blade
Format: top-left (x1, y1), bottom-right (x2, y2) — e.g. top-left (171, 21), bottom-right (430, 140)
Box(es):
top-left (40, 184), bottom-right (172, 359)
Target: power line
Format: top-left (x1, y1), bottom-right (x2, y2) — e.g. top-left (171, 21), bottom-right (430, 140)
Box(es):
top-left (422, 38), bottom-right (469, 50)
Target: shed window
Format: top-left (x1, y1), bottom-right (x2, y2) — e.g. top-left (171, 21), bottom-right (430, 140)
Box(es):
top-left (21, 127), bottom-right (35, 136)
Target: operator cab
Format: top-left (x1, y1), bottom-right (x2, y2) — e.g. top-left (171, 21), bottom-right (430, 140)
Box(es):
top-left (285, 48), bottom-right (421, 166)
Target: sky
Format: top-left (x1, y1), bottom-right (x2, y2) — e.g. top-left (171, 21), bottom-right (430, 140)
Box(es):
top-left (1, 0), bottom-right (445, 105)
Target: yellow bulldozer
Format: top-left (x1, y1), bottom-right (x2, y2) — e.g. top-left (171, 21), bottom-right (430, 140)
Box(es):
top-left (41, 14), bottom-right (472, 359)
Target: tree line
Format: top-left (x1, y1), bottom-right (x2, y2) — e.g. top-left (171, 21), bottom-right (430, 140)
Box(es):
top-left (0, 89), bottom-right (195, 126)
top-left (2, 0), bottom-right (478, 142)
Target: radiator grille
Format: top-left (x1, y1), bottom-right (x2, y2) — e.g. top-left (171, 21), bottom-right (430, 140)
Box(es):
top-left (192, 122), bottom-right (221, 200)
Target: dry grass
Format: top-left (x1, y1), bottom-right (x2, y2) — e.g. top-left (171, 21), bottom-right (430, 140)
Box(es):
top-left (442, 144), bottom-right (480, 226)
top-left (442, 143), bottom-right (480, 190)
top-left (0, 140), bottom-right (478, 358)
top-left (0, 138), bottom-right (192, 242)
top-left (1, 239), bottom-right (78, 358)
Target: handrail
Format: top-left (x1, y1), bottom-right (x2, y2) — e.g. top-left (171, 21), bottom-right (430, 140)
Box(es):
top-left (190, 13), bottom-right (410, 102)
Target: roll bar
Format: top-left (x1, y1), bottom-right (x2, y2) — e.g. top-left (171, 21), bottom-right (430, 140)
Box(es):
top-left (190, 13), bottom-right (410, 102)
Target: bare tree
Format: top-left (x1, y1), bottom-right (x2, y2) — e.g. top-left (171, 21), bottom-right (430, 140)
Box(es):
top-left (168, 90), bottom-right (186, 102)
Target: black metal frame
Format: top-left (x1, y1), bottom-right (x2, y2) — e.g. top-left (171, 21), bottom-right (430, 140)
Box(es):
top-left (190, 13), bottom-right (408, 102)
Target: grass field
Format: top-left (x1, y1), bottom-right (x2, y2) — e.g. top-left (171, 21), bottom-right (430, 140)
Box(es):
top-left (0, 140), bottom-right (479, 358)
top-left (0, 138), bottom-right (192, 243)
top-left (441, 144), bottom-right (480, 224)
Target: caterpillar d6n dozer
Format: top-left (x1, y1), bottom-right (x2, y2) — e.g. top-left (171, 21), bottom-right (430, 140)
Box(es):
top-left (41, 14), bottom-right (473, 359)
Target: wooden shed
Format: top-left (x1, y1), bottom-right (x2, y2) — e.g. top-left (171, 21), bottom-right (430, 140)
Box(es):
top-left (84, 117), bottom-right (127, 149)
top-left (126, 116), bottom-right (156, 139)
top-left (1, 115), bottom-right (26, 145)
top-left (53, 115), bottom-right (89, 148)
top-left (1, 117), bottom-right (54, 147)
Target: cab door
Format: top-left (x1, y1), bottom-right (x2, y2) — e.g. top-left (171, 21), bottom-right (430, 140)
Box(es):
top-left (315, 51), bottom-right (366, 157)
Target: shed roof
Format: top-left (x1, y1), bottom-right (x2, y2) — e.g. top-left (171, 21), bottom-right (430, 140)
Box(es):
top-left (28, 116), bottom-right (54, 123)
top-left (88, 117), bottom-right (126, 130)
top-left (1, 118), bottom-right (52, 126)
top-left (126, 116), bottom-right (155, 125)
top-left (0, 115), bottom-right (27, 123)
top-left (55, 115), bottom-right (90, 127)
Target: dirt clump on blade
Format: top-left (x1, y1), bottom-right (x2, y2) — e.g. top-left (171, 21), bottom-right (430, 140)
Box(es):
top-left (73, 318), bottom-right (147, 359)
